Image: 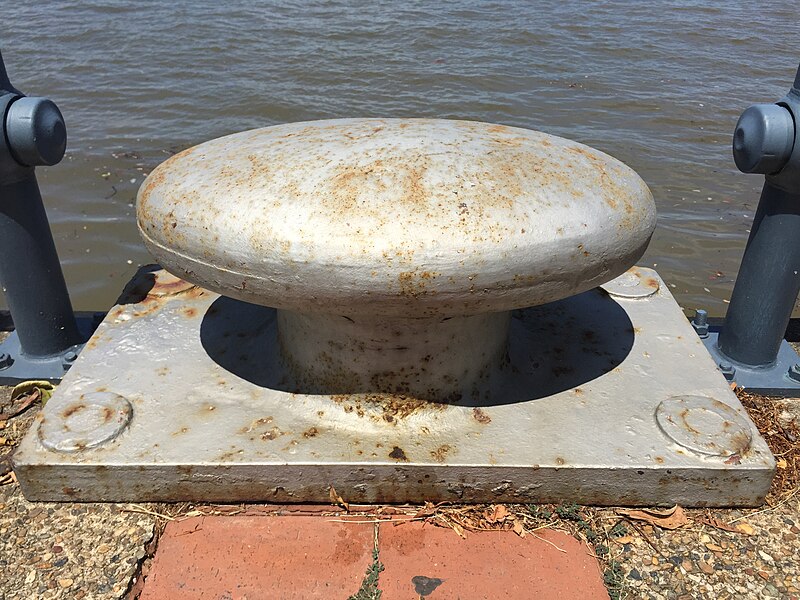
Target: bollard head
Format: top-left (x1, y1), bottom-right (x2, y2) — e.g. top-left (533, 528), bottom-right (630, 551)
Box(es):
top-left (5, 97), bottom-right (67, 167)
top-left (137, 119), bottom-right (657, 318)
top-left (732, 103), bottom-right (794, 175)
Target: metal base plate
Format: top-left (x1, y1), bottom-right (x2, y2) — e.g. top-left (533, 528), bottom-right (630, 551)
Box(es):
top-left (0, 314), bottom-right (101, 385)
top-left (700, 330), bottom-right (800, 396)
top-left (13, 267), bottom-right (775, 506)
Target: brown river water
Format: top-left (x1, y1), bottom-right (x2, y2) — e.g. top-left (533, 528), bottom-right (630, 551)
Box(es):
top-left (2, 1), bottom-right (798, 315)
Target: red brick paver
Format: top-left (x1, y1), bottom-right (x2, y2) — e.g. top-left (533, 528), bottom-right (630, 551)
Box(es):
top-left (379, 521), bottom-right (608, 600)
top-left (139, 515), bottom-right (375, 600)
top-left (140, 515), bottom-right (608, 600)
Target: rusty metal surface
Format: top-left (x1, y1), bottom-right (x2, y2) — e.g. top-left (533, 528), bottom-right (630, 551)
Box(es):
top-left (136, 119), bottom-right (657, 318)
top-left (13, 267), bottom-right (774, 505)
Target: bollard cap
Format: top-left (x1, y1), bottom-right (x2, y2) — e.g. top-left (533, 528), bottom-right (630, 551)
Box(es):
top-left (732, 103), bottom-right (794, 175)
top-left (138, 119), bottom-right (657, 317)
top-left (5, 97), bottom-right (67, 167)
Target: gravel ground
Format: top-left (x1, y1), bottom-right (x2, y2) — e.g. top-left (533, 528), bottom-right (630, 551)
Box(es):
top-left (0, 383), bottom-right (156, 600)
top-left (593, 502), bottom-right (800, 599)
top-left (0, 379), bottom-right (797, 599)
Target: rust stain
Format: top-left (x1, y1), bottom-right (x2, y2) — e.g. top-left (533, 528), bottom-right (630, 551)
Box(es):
top-left (678, 408), bottom-right (701, 435)
top-left (330, 393), bottom-right (449, 421)
top-left (472, 407), bottom-right (491, 424)
top-left (389, 446), bottom-right (408, 461)
top-left (430, 444), bottom-right (453, 463)
top-left (62, 403), bottom-right (85, 419)
top-left (303, 427), bottom-right (319, 439)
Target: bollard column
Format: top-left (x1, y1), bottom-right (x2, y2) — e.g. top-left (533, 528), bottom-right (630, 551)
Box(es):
top-left (0, 50), bottom-right (82, 379)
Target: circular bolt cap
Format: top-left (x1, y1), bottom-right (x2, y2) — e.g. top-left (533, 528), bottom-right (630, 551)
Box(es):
top-left (655, 395), bottom-right (752, 457)
top-left (732, 103), bottom-right (794, 174)
top-left (5, 97), bottom-right (67, 166)
top-left (601, 267), bottom-right (659, 299)
top-left (38, 391), bottom-right (133, 453)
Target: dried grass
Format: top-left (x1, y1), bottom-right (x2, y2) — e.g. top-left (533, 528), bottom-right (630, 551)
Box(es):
top-left (736, 388), bottom-right (800, 504)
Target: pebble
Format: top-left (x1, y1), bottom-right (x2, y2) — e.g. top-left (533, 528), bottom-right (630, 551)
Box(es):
top-left (699, 560), bottom-right (714, 575)
top-left (58, 578), bottom-right (74, 588)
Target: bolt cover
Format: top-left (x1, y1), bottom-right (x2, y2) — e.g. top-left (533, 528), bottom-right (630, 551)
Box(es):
top-left (5, 97), bottom-right (67, 167)
top-left (732, 103), bottom-right (794, 175)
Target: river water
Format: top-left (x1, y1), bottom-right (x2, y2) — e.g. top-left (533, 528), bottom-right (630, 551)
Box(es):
top-left (2, 1), bottom-right (797, 314)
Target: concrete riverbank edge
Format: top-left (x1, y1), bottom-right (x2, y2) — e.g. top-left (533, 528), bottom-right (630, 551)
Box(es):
top-left (1, 382), bottom-right (798, 599)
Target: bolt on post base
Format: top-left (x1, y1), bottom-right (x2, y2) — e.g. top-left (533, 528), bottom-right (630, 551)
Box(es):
top-left (0, 313), bottom-right (102, 385)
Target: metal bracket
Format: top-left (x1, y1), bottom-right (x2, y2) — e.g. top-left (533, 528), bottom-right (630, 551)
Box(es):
top-left (691, 310), bottom-right (800, 395)
top-left (0, 313), bottom-right (102, 385)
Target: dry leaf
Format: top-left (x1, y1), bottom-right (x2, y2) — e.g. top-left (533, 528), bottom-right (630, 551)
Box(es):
top-left (699, 517), bottom-right (741, 533)
top-left (736, 522), bottom-right (755, 535)
top-left (613, 535), bottom-right (635, 545)
top-left (413, 501), bottom-right (437, 519)
top-left (11, 380), bottom-right (55, 403)
top-left (705, 543), bottom-right (724, 552)
top-left (450, 521), bottom-right (466, 538)
top-left (617, 505), bottom-right (689, 530)
top-left (328, 485), bottom-right (350, 512)
top-left (777, 458), bottom-right (788, 469)
top-left (1, 381), bottom-right (54, 422)
top-left (512, 520), bottom-right (526, 538)
top-left (484, 504), bottom-right (509, 524)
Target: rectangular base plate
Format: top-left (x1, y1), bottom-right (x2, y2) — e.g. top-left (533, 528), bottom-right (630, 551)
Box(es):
top-left (13, 267), bottom-right (775, 506)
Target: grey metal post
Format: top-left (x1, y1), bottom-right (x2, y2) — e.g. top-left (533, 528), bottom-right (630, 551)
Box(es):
top-left (0, 50), bottom-right (81, 358)
top-left (717, 63), bottom-right (800, 367)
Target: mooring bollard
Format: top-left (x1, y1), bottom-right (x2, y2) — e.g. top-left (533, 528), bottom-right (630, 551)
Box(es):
top-left (0, 50), bottom-right (84, 382)
top-left (700, 62), bottom-right (800, 394)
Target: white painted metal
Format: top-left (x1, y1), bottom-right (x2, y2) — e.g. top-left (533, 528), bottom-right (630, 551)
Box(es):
top-left (137, 118), bottom-right (657, 317)
top-left (136, 119), bottom-right (657, 399)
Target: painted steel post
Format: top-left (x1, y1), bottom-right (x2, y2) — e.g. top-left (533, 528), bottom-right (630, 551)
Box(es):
top-left (0, 50), bottom-right (81, 358)
top-left (718, 63), bottom-right (800, 367)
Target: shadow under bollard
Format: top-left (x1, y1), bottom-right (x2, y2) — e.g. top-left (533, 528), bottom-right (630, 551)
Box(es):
top-left (199, 287), bottom-right (635, 407)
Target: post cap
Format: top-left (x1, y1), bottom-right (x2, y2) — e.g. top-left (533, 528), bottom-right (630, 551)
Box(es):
top-left (732, 103), bottom-right (794, 175)
top-left (5, 97), bottom-right (66, 167)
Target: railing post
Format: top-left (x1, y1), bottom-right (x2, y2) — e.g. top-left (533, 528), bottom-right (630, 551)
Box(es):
top-left (0, 50), bottom-right (83, 381)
